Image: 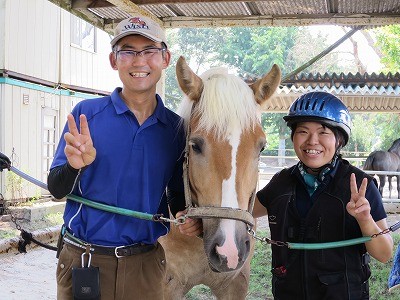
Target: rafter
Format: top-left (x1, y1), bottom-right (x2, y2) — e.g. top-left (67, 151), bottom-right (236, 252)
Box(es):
top-left (71, 0), bottom-right (112, 9)
top-left (131, 0), bottom-right (271, 4)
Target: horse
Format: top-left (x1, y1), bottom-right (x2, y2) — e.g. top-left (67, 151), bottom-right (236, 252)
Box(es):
top-left (363, 138), bottom-right (400, 198)
top-left (158, 56), bottom-right (281, 299)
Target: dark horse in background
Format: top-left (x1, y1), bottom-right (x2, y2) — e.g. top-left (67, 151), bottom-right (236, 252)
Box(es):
top-left (363, 138), bottom-right (400, 198)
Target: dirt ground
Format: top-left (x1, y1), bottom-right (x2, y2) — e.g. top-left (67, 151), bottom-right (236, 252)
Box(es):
top-left (0, 246), bottom-right (58, 299)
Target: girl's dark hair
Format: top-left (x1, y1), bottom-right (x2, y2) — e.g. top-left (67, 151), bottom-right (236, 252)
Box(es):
top-left (290, 122), bottom-right (346, 151)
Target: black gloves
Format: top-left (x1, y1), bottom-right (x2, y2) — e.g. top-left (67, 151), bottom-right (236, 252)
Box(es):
top-left (0, 152), bottom-right (11, 171)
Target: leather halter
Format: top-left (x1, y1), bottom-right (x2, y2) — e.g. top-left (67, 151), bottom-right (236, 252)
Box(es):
top-left (182, 103), bottom-right (256, 228)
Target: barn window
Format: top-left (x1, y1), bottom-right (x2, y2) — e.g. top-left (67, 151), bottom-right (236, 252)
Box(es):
top-left (71, 14), bottom-right (97, 52)
top-left (42, 108), bottom-right (58, 185)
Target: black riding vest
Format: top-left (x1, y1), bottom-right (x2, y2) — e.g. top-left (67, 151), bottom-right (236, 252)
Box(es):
top-left (264, 160), bottom-right (374, 300)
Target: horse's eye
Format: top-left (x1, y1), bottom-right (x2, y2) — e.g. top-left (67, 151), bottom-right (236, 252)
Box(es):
top-left (259, 140), bottom-right (266, 154)
top-left (191, 143), bottom-right (202, 153)
top-left (189, 138), bottom-right (204, 154)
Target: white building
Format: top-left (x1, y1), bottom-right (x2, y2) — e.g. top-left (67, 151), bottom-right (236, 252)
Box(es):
top-left (0, 0), bottom-right (122, 199)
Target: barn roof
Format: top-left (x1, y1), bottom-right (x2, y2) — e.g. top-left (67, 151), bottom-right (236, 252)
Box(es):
top-left (51, 1), bottom-right (400, 33)
top-left (271, 72), bottom-right (400, 113)
top-left (46, 1), bottom-right (400, 112)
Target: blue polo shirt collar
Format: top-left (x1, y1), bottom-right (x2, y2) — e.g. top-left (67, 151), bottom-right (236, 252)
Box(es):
top-left (110, 87), bottom-right (169, 125)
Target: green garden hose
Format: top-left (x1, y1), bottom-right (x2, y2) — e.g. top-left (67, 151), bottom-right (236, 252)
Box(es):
top-left (67, 194), bottom-right (156, 221)
top-left (288, 236), bottom-right (372, 250)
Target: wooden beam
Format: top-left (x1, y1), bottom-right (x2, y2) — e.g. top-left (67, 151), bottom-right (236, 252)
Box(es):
top-left (162, 13), bottom-right (400, 28)
top-left (72, 0), bottom-right (112, 9)
top-left (47, 0), bottom-right (107, 30)
top-left (131, 0), bottom-right (269, 4)
top-left (107, 0), bottom-right (162, 24)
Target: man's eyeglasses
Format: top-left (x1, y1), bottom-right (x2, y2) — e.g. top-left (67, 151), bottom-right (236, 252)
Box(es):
top-left (115, 48), bottom-right (165, 61)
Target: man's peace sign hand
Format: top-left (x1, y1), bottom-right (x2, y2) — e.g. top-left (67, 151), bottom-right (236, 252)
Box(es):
top-left (346, 173), bottom-right (372, 222)
top-left (64, 114), bottom-right (96, 169)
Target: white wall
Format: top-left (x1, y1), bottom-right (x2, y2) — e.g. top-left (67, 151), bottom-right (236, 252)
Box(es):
top-left (2, 0), bottom-right (120, 91)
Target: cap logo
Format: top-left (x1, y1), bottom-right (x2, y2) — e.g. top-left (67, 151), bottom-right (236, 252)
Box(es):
top-left (124, 17), bottom-right (149, 31)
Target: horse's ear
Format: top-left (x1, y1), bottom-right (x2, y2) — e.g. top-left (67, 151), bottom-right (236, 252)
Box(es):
top-left (250, 64), bottom-right (281, 107)
top-left (176, 56), bottom-right (204, 102)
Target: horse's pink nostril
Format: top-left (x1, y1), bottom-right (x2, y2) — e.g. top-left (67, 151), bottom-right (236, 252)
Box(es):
top-left (215, 237), bottom-right (239, 269)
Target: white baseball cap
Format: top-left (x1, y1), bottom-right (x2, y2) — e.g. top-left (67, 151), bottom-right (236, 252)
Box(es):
top-left (110, 15), bottom-right (168, 48)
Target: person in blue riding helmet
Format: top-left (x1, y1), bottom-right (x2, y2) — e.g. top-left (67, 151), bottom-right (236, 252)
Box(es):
top-left (253, 91), bottom-right (393, 299)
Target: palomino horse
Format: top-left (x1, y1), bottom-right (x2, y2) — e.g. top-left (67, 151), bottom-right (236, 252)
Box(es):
top-left (159, 56), bottom-right (281, 299)
top-left (363, 138), bottom-right (400, 198)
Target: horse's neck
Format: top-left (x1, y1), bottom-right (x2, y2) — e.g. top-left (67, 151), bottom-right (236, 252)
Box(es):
top-left (389, 147), bottom-right (400, 157)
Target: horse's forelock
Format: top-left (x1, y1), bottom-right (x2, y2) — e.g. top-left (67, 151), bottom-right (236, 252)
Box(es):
top-left (178, 68), bottom-right (260, 140)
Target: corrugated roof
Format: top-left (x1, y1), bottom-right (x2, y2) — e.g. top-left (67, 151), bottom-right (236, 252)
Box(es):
top-left (51, 1), bottom-right (400, 34)
top-left (50, 1), bottom-right (400, 112)
top-left (244, 72), bottom-right (400, 112)
top-left (284, 72), bottom-right (400, 89)
top-left (267, 77), bottom-right (400, 113)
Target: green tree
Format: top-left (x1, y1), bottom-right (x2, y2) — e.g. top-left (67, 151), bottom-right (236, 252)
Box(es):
top-left (216, 27), bottom-right (298, 154)
top-left (165, 27), bottom-right (228, 111)
top-left (164, 26), bottom-right (346, 157)
top-left (373, 114), bottom-right (400, 150)
top-left (347, 113), bottom-right (375, 154)
top-left (374, 25), bottom-right (400, 73)
top-left (216, 27), bottom-right (297, 78)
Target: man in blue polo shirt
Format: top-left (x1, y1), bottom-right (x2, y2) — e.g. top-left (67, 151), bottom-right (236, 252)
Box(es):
top-left (48, 14), bottom-right (201, 300)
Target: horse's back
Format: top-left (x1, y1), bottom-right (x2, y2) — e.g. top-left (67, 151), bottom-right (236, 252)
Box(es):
top-left (364, 150), bottom-right (400, 171)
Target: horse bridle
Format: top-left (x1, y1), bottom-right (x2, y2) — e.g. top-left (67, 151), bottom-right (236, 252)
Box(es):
top-left (182, 104), bottom-right (256, 228)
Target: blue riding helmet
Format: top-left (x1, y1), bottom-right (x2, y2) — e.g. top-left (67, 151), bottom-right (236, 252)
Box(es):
top-left (283, 92), bottom-right (351, 145)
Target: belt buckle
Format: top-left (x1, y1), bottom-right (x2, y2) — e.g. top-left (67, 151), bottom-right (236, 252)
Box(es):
top-left (114, 245), bottom-right (125, 258)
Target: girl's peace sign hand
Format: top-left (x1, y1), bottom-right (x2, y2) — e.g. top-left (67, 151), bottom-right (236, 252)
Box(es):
top-left (63, 114), bottom-right (96, 169)
top-left (346, 173), bottom-right (372, 222)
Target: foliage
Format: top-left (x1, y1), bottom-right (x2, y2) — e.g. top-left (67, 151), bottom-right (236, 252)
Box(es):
top-left (0, 228), bottom-right (19, 240)
top-left (286, 27), bottom-right (348, 74)
top-left (374, 114), bottom-right (400, 150)
top-left (5, 171), bottom-right (26, 201)
top-left (346, 113), bottom-right (400, 154)
top-left (247, 238), bottom-right (273, 300)
top-left (165, 27), bottom-right (228, 110)
top-left (164, 26), bottom-right (400, 155)
top-left (374, 25), bottom-right (400, 73)
top-left (215, 27), bottom-right (297, 78)
top-left (261, 112), bottom-right (290, 153)
top-left (347, 113), bottom-right (376, 153)
top-left (164, 27), bottom-right (300, 109)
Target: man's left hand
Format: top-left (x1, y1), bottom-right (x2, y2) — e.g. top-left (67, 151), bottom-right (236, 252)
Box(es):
top-left (176, 211), bottom-right (203, 236)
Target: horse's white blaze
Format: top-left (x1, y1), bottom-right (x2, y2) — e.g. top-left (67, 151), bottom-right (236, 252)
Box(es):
top-left (221, 129), bottom-right (240, 209)
top-left (216, 129), bottom-right (241, 269)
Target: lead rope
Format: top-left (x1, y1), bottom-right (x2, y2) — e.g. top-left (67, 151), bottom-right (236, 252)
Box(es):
top-left (0, 152), bottom-right (184, 254)
top-left (249, 221), bottom-right (400, 250)
top-left (5, 151), bottom-right (393, 251)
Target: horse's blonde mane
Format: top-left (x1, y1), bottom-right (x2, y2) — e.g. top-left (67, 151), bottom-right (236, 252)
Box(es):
top-left (177, 67), bottom-right (261, 140)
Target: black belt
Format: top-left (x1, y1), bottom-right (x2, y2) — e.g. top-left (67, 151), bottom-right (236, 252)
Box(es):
top-left (63, 232), bottom-right (156, 258)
